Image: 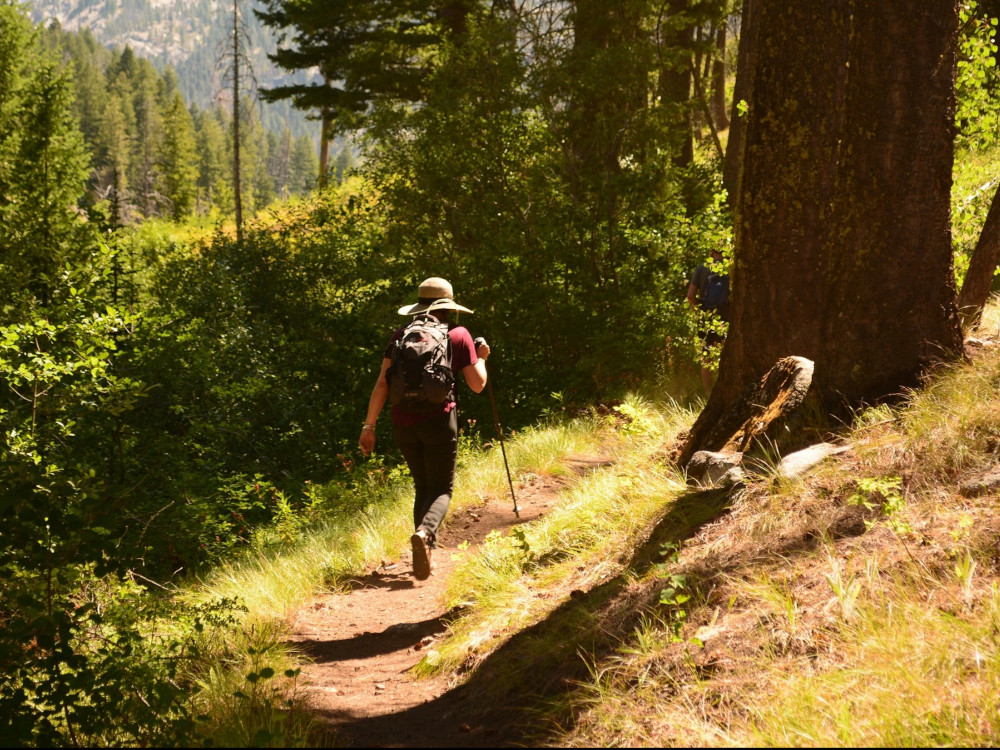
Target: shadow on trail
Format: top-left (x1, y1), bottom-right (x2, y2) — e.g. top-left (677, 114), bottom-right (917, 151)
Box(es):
top-left (342, 571), bottom-right (416, 592)
top-left (300, 615), bottom-right (451, 663)
top-left (322, 485), bottom-right (738, 748)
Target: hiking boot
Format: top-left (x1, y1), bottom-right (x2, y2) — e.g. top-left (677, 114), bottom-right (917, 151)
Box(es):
top-left (410, 530), bottom-right (432, 581)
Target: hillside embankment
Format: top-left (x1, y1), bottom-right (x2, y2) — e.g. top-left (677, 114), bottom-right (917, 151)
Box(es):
top-left (226, 308), bottom-right (1000, 748)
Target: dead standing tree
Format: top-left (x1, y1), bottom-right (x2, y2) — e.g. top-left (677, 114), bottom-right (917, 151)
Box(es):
top-left (217, 0), bottom-right (258, 243)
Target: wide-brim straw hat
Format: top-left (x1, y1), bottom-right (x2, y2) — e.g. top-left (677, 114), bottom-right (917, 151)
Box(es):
top-left (397, 277), bottom-right (474, 316)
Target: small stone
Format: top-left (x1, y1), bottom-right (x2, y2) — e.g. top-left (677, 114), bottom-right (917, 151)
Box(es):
top-left (777, 442), bottom-right (850, 480)
top-left (687, 450), bottom-right (745, 488)
top-left (959, 467), bottom-right (1000, 497)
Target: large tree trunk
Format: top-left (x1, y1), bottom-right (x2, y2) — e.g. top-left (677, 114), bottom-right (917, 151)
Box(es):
top-left (680, 0), bottom-right (962, 464)
top-left (817, 0), bottom-right (962, 401)
top-left (957, 184), bottom-right (1000, 327)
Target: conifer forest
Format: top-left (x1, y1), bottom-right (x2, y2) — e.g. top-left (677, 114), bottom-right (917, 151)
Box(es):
top-left (2, 0), bottom-right (1000, 746)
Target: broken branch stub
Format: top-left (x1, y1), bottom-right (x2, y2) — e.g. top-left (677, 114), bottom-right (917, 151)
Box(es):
top-left (678, 356), bottom-right (816, 466)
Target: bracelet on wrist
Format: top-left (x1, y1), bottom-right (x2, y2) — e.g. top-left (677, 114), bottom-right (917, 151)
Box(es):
top-left (362, 423), bottom-right (375, 431)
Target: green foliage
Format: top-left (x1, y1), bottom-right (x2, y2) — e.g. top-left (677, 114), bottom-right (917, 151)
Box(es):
top-left (848, 475), bottom-right (911, 534)
top-left (160, 91), bottom-right (199, 219)
top-left (256, 0), bottom-right (459, 134)
top-left (0, 256), bottom-right (142, 582)
top-left (0, 572), bottom-right (214, 747)
top-left (0, 1), bottom-right (93, 311)
top-left (364, 14), bottom-right (729, 420)
top-left (957, 1), bottom-right (1000, 151)
top-left (654, 542), bottom-right (692, 642)
top-left (26, 17), bottom-right (320, 225)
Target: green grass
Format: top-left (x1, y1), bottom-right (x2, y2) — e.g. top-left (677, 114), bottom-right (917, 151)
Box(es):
top-left (748, 581), bottom-right (1000, 747)
top-left (175, 406), bottom-right (620, 746)
top-left (178, 305), bottom-right (1000, 747)
top-left (413, 396), bottom-right (697, 686)
top-left (177, 476), bottom-right (414, 746)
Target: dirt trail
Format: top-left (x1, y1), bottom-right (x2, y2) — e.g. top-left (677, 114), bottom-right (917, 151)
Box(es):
top-left (288, 460), bottom-right (608, 747)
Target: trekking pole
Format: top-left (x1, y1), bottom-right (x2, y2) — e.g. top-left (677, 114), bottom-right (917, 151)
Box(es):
top-left (475, 338), bottom-right (519, 517)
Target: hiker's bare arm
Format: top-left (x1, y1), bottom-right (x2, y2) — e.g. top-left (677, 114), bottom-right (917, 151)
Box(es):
top-left (686, 282), bottom-right (699, 309)
top-left (359, 358), bottom-right (391, 456)
top-left (462, 341), bottom-right (490, 394)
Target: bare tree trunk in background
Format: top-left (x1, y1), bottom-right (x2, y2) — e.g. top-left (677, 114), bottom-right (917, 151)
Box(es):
top-left (657, 0), bottom-right (694, 168)
top-left (957, 184), bottom-right (1000, 328)
top-left (319, 107), bottom-right (331, 189)
top-left (680, 0), bottom-right (962, 464)
top-left (722, 0), bottom-right (756, 202)
top-left (232, 0), bottom-right (243, 242)
top-left (712, 21), bottom-right (729, 130)
top-left (439, 0), bottom-right (472, 39)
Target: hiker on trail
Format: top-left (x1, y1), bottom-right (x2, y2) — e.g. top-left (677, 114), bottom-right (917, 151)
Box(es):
top-left (687, 247), bottom-right (730, 393)
top-left (359, 277), bottom-right (491, 581)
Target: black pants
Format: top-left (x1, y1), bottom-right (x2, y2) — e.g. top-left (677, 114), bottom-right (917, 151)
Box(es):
top-left (393, 409), bottom-right (458, 548)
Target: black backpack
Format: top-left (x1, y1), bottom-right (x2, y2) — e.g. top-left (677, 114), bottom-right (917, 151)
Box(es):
top-left (387, 314), bottom-right (455, 410)
top-left (701, 272), bottom-right (730, 321)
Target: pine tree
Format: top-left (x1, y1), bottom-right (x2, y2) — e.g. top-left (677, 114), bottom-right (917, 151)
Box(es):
top-left (289, 134), bottom-right (318, 194)
top-left (98, 93), bottom-right (131, 227)
top-left (194, 107), bottom-right (228, 212)
top-left (332, 144), bottom-right (355, 184)
top-left (159, 91), bottom-right (198, 220)
top-left (0, 2), bottom-right (91, 310)
top-left (255, 0), bottom-right (471, 138)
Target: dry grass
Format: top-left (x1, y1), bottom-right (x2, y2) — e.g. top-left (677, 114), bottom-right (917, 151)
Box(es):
top-left (521, 315), bottom-right (1000, 747)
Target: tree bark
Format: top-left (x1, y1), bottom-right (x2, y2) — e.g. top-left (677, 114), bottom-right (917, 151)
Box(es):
top-left (232, 0), bottom-right (243, 242)
top-left (318, 107), bottom-right (331, 189)
top-left (957, 183), bottom-right (1000, 327)
top-left (817, 0), bottom-right (962, 401)
top-left (680, 0), bottom-right (962, 464)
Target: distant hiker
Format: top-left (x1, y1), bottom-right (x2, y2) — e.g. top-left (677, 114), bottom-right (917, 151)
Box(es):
top-left (359, 277), bottom-right (491, 581)
top-left (687, 247), bottom-right (730, 393)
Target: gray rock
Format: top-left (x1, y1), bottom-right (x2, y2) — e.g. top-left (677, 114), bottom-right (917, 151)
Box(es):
top-left (959, 467), bottom-right (1000, 497)
top-left (777, 442), bottom-right (850, 480)
top-left (687, 450), bottom-right (745, 488)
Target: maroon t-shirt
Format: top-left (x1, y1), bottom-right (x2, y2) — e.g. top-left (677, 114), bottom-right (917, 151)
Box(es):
top-left (384, 324), bottom-right (478, 427)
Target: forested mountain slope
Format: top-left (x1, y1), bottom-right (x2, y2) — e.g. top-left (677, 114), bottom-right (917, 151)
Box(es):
top-left (27, 0), bottom-right (317, 137)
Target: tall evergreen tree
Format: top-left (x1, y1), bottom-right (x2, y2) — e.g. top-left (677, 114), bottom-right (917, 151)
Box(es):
top-left (194, 106), bottom-right (229, 211)
top-left (0, 1), bottom-right (90, 311)
top-left (159, 91), bottom-right (198, 219)
top-left (255, 0), bottom-right (477, 138)
top-left (288, 133), bottom-right (318, 194)
top-left (97, 92), bottom-right (131, 227)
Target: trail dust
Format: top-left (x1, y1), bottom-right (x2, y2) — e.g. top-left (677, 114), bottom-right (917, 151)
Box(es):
top-left (289, 456), bottom-right (612, 747)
